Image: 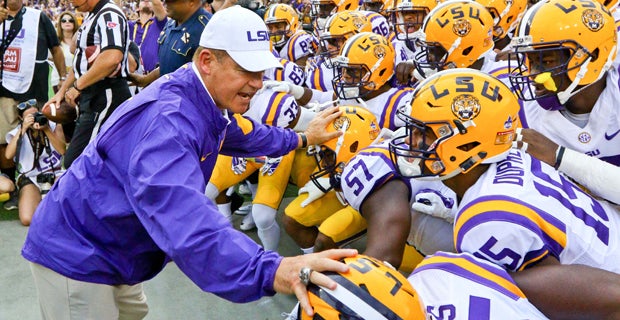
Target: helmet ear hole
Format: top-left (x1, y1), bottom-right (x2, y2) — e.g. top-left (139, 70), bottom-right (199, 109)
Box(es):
top-left (462, 46), bottom-right (473, 57)
top-left (456, 141), bottom-right (480, 152)
top-left (591, 48), bottom-right (600, 62)
top-left (350, 141), bottom-right (359, 153)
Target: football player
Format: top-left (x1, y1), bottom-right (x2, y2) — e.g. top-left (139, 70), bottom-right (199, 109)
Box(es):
top-left (306, 10), bottom-right (372, 92)
top-left (390, 68), bottom-right (620, 289)
top-left (282, 106), bottom-right (384, 255)
top-left (264, 3), bottom-right (316, 67)
top-left (509, 0), bottom-right (620, 167)
top-left (395, 0), bottom-right (512, 87)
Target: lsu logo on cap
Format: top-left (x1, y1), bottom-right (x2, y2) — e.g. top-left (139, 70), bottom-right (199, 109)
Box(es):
top-left (247, 30), bottom-right (269, 42)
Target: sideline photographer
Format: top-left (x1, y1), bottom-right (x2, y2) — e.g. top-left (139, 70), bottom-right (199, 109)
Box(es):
top-left (5, 99), bottom-right (66, 226)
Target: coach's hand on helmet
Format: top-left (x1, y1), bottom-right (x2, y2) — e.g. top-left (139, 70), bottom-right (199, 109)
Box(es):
top-left (273, 249), bottom-right (358, 317)
top-left (301, 106), bottom-right (342, 147)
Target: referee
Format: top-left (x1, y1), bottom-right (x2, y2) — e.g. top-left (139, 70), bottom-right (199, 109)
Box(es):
top-left (53, 0), bottom-right (132, 168)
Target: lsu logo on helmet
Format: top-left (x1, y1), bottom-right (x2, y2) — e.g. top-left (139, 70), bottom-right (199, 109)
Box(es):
top-left (582, 8), bottom-right (605, 31)
top-left (451, 94), bottom-right (481, 121)
top-left (452, 19), bottom-right (472, 37)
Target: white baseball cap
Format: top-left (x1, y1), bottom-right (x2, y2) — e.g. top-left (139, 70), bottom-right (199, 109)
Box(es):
top-left (199, 6), bottom-right (282, 72)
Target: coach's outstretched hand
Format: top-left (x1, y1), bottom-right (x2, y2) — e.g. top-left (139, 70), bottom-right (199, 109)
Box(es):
top-left (274, 249), bottom-right (358, 317)
top-left (302, 106), bottom-right (343, 147)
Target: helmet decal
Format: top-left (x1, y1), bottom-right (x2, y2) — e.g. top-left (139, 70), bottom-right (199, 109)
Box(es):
top-left (452, 18), bottom-right (472, 37)
top-left (333, 115), bottom-right (352, 131)
top-left (582, 8), bottom-right (605, 32)
top-left (451, 94), bottom-right (481, 121)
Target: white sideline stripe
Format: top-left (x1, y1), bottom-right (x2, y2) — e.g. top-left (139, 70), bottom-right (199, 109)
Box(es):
top-left (322, 285), bottom-right (388, 320)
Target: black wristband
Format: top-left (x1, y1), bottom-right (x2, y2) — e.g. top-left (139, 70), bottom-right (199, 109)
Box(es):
top-left (554, 146), bottom-right (565, 170)
top-left (72, 82), bottom-right (82, 92)
top-left (299, 133), bottom-right (308, 148)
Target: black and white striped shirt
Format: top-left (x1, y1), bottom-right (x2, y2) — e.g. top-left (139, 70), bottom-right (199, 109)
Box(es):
top-left (73, 0), bottom-right (129, 79)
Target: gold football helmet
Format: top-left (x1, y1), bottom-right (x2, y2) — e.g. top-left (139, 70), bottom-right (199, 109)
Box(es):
top-left (332, 32), bottom-right (396, 99)
top-left (389, 0), bottom-right (442, 41)
top-left (310, 106), bottom-right (381, 192)
top-left (508, 0), bottom-right (617, 107)
top-left (301, 255), bottom-right (425, 320)
top-left (320, 11), bottom-right (372, 66)
top-left (390, 68), bottom-right (520, 179)
top-left (413, 0), bottom-right (494, 78)
top-left (475, 0), bottom-right (527, 41)
top-left (264, 4), bottom-right (300, 47)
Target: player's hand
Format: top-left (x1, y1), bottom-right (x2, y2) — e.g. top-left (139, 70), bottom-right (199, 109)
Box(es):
top-left (298, 177), bottom-right (330, 208)
top-left (395, 60), bottom-right (416, 85)
top-left (260, 156), bottom-right (283, 176)
top-left (411, 188), bottom-right (455, 223)
top-left (262, 80), bottom-right (305, 99)
top-left (231, 157), bottom-right (247, 175)
top-left (512, 128), bottom-right (559, 168)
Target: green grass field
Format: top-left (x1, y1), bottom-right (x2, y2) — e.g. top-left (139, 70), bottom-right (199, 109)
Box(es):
top-left (0, 206), bottom-right (18, 221)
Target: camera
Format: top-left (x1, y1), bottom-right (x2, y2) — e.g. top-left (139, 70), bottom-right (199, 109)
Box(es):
top-left (33, 112), bottom-right (48, 126)
top-left (36, 172), bottom-right (55, 198)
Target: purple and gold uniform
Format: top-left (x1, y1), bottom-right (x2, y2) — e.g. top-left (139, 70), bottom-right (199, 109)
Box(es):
top-left (455, 149), bottom-right (620, 273)
top-left (305, 55), bottom-right (334, 92)
top-left (209, 89), bottom-right (300, 210)
top-left (410, 251), bottom-right (549, 319)
top-left (339, 140), bottom-right (457, 268)
top-left (264, 58), bottom-right (307, 86)
top-left (274, 30), bottom-right (317, 64)
top-left (520, 68), bottom-right (620, 166)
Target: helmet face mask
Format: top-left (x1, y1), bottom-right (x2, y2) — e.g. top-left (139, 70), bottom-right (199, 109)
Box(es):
top-left (392, 8), bottom-right (428, 40)
top-left (389, 68), bottom-right (520, 180)
top-left (390, 114), bottom-right (451, 178)
top-left (264, 4), bottom-right (300, 48)
top-left (389, 0), bottom-right (439, 41)
top-left (310, 146), bottom-right (344, 192)
top-left (509, 43), bottom-right (575, 104)
top-left (333, 63), bottom-right (374, 99)
top-left (311, 0), bottom-right (337, 19)
top-left (413, 38), bottom-right (451, 78)
top-left (266, 21), bottom-right (291, 47)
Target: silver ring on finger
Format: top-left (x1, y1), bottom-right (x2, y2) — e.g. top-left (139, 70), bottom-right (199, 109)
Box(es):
top-left (299, 267), bottom-right (313, 286)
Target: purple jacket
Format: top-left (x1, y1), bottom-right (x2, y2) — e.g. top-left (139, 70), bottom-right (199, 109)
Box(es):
top-left (22, 63), bottom-right (299, 302)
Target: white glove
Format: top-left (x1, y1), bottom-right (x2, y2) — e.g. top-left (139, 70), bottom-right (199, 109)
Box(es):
top-left (411, 188), bottom-right (456, 223)
top-left (259, 156), bottom-right (283, 176)
top-left (231, 157), bottom-right (247, 175)
top-left (262, 80), bottom-right (305, 100)
top-left (298, 177), bottom-right (331, 208)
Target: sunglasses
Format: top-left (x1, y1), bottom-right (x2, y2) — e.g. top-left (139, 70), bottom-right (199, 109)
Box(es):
top-left (61, 18), bottom-right (75, 23)
top-left (17, 99), bottom-right (37, 115)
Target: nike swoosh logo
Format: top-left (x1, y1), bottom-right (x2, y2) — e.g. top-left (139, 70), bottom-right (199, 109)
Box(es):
top-left (605, 129), bottom-right (620, 140)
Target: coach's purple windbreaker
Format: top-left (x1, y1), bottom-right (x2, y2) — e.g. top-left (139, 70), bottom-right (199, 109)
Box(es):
top-left (22, 63), bottom-right (299, 302)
